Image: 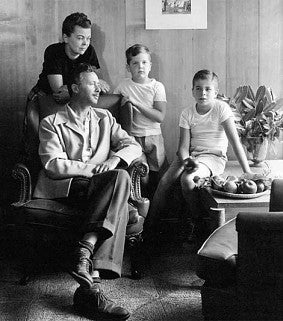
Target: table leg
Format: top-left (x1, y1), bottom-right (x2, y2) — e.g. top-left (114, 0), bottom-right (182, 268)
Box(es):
top-left (208, 207), bottom-right (225, 232)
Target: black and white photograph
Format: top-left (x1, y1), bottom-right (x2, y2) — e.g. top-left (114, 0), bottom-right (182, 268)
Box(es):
top-left (0, 1), bottom-right (282, 321)
top-left (162, 1), bottom-right (191, 15)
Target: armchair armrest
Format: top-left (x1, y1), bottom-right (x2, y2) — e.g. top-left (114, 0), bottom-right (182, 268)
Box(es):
top-left (128, 160), bottom-right (150, 219)
top-left (119, 102), bottom-right (133, 134)
top-left (11, 163), bottom-right (32, 206)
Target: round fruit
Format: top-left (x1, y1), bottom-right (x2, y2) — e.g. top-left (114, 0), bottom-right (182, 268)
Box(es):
top-left (223, 181), bottom-right (238, 194)
top-left (255, 180), bottom-right (265, 193)
top-left (211, 175), bottom-right (225, 190)
top-left (241, 179), bottom-right (257, 194)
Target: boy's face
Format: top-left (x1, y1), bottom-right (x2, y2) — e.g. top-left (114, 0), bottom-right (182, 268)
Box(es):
top-left (192, 78), bottom-right (219, 107)
top-left (63, 26), bottom-right (91, 57)
top-left (127, 52), bottom-right (152, 83)
top-left (73, 71), bottom-right (101, 106)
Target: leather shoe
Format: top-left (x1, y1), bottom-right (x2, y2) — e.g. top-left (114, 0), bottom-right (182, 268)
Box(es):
top-left (73, 284), bottom-right (130, 320)
top-left (69, 241), bottom-right (94, 288)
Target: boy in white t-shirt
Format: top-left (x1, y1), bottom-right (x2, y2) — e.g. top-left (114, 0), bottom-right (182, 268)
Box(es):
top-left (114, 44), bottom-right (167, 198)
top-left (146, 70), bottom-right (252, 241)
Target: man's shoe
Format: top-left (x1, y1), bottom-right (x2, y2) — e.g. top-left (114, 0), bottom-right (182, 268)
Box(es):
top-left (73, 284), bottom-right (130, 320)
top-left (69, 241), bottom-right (94, 288)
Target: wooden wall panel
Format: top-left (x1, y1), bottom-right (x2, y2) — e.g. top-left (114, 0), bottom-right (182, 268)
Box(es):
top-left (259, 0), bottom-right (283, 98)
top-left (0, 0), bottom-right (282, 199)
top-left (91, 0), bottom-right (125, 89)
top-left (226, 0), bottom-right (259, 97)
top-left (192, 0), bottom-right (227, 94)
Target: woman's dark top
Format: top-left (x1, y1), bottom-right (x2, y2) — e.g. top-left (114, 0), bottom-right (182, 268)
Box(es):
top-left (36, 42), bottom-right (100, 94)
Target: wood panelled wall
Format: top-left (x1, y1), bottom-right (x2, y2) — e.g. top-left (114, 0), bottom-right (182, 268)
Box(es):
top-left (0, 0), bottom-right (282, 199)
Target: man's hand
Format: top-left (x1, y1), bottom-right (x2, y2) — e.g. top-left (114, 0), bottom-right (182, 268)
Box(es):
top-left (92, 156), bottom-right (120, 174)
top-left (53, 85), bottom-right (70, 104)
top-left (98, 79), bottom-right (110, 93)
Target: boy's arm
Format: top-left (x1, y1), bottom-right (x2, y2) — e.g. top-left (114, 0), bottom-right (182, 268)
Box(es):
top-left (177, 127), bottom-right (191, 162)
top-left (177, 127), bottom-right (199, 172)
top-left (129, 100), bottom-right (166, 123)
top-left (222, 117), bottom-right (252, 173)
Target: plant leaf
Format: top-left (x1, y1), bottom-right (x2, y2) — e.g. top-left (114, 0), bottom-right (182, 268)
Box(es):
top-left (255, 99), bottom-right (264, 115)
top-left (243, 109), bottom-right (256, 121)
top-left (255, 85), bottom-right (266, 105)
top-left (247, 85), bottom-right (255, 101)
top-left (242, 98), bottom-right (254, 109)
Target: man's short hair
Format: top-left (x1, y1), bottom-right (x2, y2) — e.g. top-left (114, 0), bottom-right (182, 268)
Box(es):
top-left (68, 63), bottom-right (96, 94)
top-left (192, 70), bottom-right (219, 88)
top-left (125, 44), bottom-right (151, 65)
top-left (62, 12), bottom-right (91, 36)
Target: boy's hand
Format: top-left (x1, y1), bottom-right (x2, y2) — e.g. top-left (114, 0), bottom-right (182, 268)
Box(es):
top-left (183, 157), bottom-right (199, 173)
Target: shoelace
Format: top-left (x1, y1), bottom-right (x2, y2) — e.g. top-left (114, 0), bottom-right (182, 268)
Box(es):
top-left (77, 257), bottom-right (93, 273)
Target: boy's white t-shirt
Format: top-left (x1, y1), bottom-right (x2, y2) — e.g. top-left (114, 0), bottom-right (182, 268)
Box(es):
top-left (179, 99), bottom-right (234, 159)
top-left (113, 78), bottom-right (166, 137)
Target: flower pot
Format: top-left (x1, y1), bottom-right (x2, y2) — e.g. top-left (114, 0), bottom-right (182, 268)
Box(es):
top-left (243, 137), bottom-right (269, 167)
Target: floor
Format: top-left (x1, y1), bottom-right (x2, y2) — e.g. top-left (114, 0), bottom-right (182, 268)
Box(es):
top-left (0, 227), bottom-right (204, 321)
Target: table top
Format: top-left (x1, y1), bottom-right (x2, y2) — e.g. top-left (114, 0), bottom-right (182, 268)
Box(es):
top-left (202, 188), bottom-right (270, 209)
top-left (201, 159), bottom-right (283, 209)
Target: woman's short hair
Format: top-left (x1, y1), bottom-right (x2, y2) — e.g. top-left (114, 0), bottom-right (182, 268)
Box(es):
top-left (62, 12), bottom-right (91, 36)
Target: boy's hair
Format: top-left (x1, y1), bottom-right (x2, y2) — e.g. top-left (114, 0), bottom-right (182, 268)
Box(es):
top-left (192, 70), bottom-right (219, 88)
top-left (125, 44), bottom-right (151, 65)
top-left (62, 12), bottom-right (91, 36)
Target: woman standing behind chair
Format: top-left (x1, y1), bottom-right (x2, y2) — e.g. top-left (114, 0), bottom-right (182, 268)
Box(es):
top-left (29, 12), bottom-right (109, 105)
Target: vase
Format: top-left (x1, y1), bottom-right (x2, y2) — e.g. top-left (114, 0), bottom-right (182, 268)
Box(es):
top-left (243, 137), bottom-right (269, 167)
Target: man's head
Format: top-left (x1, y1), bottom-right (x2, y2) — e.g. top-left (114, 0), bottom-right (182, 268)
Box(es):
top-left (62, 13), bottom-right (92, 58)
top-left (126, 44), bottom-right (152, 83)
top-left (70, 63), bottom-right (100, 105)
top-left (192, 70), bottom-right (219, 107)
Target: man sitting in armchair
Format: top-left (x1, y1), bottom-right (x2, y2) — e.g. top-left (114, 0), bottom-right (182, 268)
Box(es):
top-left (33, 63), bottom-right (142, 320)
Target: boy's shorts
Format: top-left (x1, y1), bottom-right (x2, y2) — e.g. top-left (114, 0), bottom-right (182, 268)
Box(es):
top-left (135, 134), bottom-right (166, 172)
top-left (191, 153), bottom-right (226, 176)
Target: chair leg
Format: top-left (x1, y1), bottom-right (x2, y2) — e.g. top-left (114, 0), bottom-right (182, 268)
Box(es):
top-left (126, 233), bottom-right (143, 280)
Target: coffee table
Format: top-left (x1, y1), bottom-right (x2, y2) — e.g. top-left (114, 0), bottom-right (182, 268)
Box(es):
top-left (200, 160), bottom-right (283, 230)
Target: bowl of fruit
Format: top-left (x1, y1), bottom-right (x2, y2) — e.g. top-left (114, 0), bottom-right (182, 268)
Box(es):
top-left (210, 175), bottom-right (271, 199)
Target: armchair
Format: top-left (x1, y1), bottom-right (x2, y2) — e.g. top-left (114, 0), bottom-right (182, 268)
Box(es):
top-left (197, 179), bottom-right (283, 320)
top-left (11, 93), bottom-right (150, 284)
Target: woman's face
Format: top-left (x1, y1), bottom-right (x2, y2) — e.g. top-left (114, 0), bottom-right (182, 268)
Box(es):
top-left (63, 26), bottom-right (91, 59)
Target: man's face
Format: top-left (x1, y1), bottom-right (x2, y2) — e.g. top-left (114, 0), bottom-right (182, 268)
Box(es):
top-left (63, 26), bottom-right (91, 56)
top-left (192, 78), bottom-right (219, 107)
top-left (76, 72), bottom-right (101, 105)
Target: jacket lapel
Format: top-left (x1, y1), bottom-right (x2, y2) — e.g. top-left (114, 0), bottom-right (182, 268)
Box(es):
top-left (53, 106), bottom-right (83, 137)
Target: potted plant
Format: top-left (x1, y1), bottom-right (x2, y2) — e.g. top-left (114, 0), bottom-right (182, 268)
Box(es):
top-left (228, 85), bottom-right (283, 166)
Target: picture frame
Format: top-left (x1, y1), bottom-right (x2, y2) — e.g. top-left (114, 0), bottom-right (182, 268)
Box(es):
top-left (145, 0), bottom-right (207, 30)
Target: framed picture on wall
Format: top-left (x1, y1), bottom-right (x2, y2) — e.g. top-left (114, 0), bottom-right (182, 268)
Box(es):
top-left (145, 0), bottom-right (207, 30)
